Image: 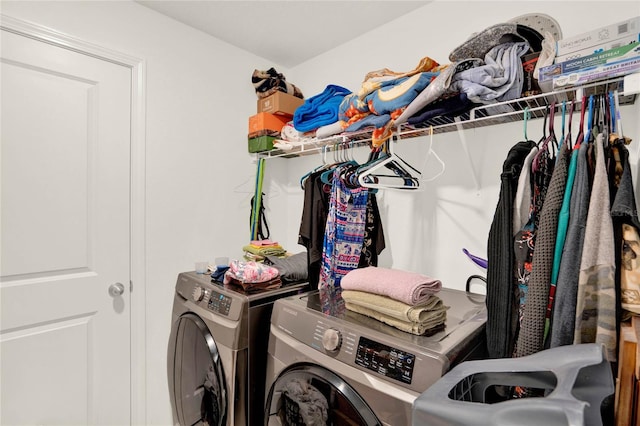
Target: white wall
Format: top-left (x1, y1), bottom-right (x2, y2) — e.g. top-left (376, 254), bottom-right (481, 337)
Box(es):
top-left (2, 1), bottom-right (640, 425)
top-left (0, 1), bottom-right (283, 424)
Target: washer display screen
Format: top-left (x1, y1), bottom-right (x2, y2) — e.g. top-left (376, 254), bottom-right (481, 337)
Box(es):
top-left (207, 291), bottom-right (231, 316)
top-left (355, 336), bottom-right (415, 384)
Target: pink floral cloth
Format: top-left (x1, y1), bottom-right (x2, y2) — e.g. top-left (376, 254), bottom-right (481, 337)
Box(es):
top-left (223, 260), bottom-right (280, 284)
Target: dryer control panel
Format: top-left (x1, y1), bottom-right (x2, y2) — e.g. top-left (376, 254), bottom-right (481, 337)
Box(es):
top-left (207, 290), bottom-right (232, 316)
top-left (355, 336), bottom-right (416, 384)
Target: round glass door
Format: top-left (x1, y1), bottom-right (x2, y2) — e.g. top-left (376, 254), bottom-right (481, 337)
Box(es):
top-left (173, 312), bottom-right (227, 426)
top-left (264, 363), bottom-right (381, 426)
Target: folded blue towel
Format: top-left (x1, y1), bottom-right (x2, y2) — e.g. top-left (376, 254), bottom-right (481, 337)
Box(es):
top-left (293, 84), bottom-right (352, 132)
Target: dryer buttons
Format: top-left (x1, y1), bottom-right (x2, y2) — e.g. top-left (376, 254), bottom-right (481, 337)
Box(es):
top-left (322, 328), bottom-right (342, 352)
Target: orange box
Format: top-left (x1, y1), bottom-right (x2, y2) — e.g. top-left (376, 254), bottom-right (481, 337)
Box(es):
top-left (248, 112), bottom-right (289, 135)
top-left (257, 91), bottom-right (305, 117)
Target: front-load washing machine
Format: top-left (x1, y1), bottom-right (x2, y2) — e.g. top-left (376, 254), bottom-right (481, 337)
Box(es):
top-left (168, 271), bottom-right (310, 426)
top-left (264, 288), bottom-right (487, 425)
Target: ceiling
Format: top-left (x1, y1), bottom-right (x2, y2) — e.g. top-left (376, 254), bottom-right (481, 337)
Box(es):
top-left (135, 1), bottom-right (430, 67)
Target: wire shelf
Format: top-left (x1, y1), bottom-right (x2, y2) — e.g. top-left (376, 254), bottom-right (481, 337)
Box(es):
top-left (257, 76), bottom-right (637, 159)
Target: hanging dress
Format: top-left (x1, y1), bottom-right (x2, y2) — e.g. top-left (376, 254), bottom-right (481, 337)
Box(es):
top-left (319, 164), bottom-right (369, 315)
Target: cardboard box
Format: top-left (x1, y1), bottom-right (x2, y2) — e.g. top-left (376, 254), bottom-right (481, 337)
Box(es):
top-left (556, 16), bottom-right (640, 56)
top-left (540, 42), bottom-right (640, 82)
top-left (248, 112), bottom-right (288, 136)
top-left (257, 91), bottom-right (304, 117)
top-left (248, 129), bottom-right (280, 139)
top-left (555, 33), bottom-right (640, 63)
top-left (248, 135), bottom-right (276, 153)
top-left (552, 55), bottom-right (640, 89)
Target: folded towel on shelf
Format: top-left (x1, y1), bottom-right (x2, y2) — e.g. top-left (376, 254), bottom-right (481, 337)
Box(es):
top-left (338, 71), bottom-right (439, 148)
top-left (341, 290), bottom-right (447, 324)
top-left (358, 56), bottom-right (440, 100)
top-left (340, 266), bottom-right (442, 305)
top-left (293, 84), bottom-right (352, 133)
top-left (315, 121), bottom-right (344, 139)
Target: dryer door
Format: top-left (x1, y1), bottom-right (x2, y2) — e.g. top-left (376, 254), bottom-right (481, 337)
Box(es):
top-left (264, 362), bottom-right (381, 426)
top-left (172, 312), bottom-right (227, 426)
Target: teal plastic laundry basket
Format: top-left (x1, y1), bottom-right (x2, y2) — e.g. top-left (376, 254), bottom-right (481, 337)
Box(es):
top-left (412, 343), bottom-right (614, 426)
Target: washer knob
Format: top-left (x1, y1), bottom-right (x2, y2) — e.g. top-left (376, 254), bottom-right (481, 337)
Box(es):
top-left (322, 328), bottom-right (342, 352)
top-left (192, 285), bottom-right (205, 302)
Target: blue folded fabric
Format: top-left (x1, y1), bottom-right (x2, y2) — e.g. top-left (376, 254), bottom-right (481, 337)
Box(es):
top-left (293, 84), bottom-right (352, 132)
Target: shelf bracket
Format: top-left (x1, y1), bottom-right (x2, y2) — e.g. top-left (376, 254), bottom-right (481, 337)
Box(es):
top-left (454, 116), bottom-right (480, 194)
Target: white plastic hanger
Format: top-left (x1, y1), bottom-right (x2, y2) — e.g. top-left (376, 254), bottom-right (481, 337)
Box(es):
top-left (420, 126), bottom-right (446, 183)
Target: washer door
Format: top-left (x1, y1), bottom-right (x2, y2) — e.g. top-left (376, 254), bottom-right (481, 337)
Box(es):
top-left (264, 363), bottom-right (381, 426)
top-left (172, 312), bottom-right (227, 426)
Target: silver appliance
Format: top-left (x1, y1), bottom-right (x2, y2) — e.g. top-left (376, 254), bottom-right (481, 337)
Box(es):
top-left (264, 288), bottom-right (487, 425)
top-left (168, 271), bottom-right (310, 425)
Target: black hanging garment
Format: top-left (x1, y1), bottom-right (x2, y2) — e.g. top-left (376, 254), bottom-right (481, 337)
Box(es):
top-left (298, 171), bottom-right (385, 289)
top-left (610, 141), bottom-right (640, 321)
top-left (486, 140), bottom-right (537, 359)
top-left (298, 171), bottom-right (331, 289)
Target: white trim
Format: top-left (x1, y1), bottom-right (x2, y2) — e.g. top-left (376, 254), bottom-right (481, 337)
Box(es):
top-left (0, 14), bottom-right (148, 425)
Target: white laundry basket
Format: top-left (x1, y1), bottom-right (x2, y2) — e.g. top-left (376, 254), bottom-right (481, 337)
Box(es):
top-left (412, 343), bottom-right (614, 426)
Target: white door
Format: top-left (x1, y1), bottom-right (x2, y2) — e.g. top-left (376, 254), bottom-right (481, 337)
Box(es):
top-left (1, 27), bottom-right (132, 425)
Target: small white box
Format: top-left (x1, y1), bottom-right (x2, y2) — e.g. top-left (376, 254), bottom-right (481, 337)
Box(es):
top-left (555, 33), bottom-right (640, 63)
top-left (557, 16), bottom-right (640, 56)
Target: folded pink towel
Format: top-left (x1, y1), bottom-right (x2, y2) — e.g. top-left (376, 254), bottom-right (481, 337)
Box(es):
top-left (340, 266), bottom-right (442, 306)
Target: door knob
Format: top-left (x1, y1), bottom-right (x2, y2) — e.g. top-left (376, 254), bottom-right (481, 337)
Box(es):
top-left (109, 282), bottom-right (125, 297)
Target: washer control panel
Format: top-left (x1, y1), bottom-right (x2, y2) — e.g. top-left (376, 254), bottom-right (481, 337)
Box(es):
top-left (355, 336), bottom-right (416, 384)
top-left (207, 290), bottom-right (232, 316)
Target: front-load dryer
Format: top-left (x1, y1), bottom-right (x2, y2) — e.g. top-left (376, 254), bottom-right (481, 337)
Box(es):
top-left (264, 288), bottom-right (487, 425)
top-left (168, 271), bottom-right (309, 426)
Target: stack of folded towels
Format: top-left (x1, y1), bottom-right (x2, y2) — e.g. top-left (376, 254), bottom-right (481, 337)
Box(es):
top-left (242, 239), bottom-right (286, 261)
top-left (340, 266), bottom-right (448, 336)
